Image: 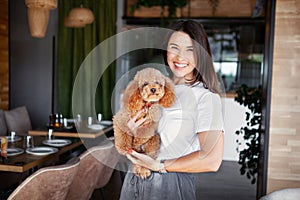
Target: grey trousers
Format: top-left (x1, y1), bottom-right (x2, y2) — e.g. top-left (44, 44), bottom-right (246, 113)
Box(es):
top-left (120, 172), bottom-right (196, 200)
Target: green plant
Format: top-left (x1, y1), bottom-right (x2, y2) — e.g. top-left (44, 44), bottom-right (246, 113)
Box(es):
top-left (234, 84), bottom-right (262, 184)
top-left (130, 0), bottom-right (188, 18)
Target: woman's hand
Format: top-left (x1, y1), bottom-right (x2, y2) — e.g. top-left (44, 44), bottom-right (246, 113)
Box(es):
top-left (127, 110), bottom-right (150, 134)
top-left (126, 149), bottom-right (161, 172)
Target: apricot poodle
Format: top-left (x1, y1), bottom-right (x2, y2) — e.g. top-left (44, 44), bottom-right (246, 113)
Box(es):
top-left (113, 68), bottom-right (176, 178)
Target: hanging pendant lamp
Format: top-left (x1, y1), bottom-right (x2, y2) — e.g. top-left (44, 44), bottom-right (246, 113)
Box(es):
top-left (64, 5), bottom-right (95, 28)
top-left (25, 0), bottom-right (58, 38)
top-left (64, 16), bottom-right (86, 28)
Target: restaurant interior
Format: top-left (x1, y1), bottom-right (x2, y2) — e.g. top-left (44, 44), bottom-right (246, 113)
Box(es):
top-left (1, 0), bottom-right (300, 199)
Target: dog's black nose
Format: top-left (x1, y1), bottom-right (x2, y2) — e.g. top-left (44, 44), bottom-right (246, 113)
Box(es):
top-left (150, 88), bottom-right (156, 93)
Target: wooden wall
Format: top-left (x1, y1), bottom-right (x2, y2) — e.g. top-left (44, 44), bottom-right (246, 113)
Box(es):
top-left (268, 0), bottom-right (300, 193)
top-left (0, 0), bottom-right (8, 110)
top-left (126, 0), bottom-right (258, 18)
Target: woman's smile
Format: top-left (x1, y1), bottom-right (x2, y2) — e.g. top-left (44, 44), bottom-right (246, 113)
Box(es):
top-left (167, 31), bottom-right (196, 84)
top-left (174, 61), bottom-right (188, 68)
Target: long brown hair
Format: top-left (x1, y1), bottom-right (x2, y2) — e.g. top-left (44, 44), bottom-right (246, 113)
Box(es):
top-left (163, 20), bottom-right (221, 94)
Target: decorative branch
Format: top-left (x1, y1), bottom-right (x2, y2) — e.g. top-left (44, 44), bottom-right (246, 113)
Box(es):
top-left (208, 0), bottom-right (219, 16)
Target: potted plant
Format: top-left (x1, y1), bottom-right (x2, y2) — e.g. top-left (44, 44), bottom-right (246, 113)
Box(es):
top-left (234, 84), bottom-right (262, 184)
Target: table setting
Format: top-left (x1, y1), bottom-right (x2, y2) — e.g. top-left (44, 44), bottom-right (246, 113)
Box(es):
top-left (1, 130), bottom-right (74, 159)
top-left (0, 132), bottom-right (82, 173)
top-left (28, 113), bottom-right (113, 139)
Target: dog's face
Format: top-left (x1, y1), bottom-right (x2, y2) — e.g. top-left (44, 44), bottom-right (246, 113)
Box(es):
top-left (135, 68), bottom-right (166, 102)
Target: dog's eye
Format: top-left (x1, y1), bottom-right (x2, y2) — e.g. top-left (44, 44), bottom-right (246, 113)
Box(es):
top-left (155, 81), bottom-right (163, 86)
top-left (143, 82), bottom-right (148, 87)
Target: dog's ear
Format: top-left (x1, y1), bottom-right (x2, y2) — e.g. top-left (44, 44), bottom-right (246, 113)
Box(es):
top-left (122, 80), bottom-right (144, 111)
top-left (159, 77), bottom-right (176, 108)
top-left (128, 90), bottom-right (144, 111)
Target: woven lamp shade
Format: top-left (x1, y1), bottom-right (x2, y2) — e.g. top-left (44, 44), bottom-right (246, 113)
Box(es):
top-left (64, 7), bottom-right (94, 28)
top-left (64, 17), bottom-right (86, 28)
top-left (25, 0), bottom-right (57, 38)
top-left (27, 7), bottom-right (50, 38)
top-left (25, 0), bottom-right (57, 9)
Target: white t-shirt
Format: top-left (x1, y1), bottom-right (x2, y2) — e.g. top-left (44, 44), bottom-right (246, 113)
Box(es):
top-left (157, 82), bottom-right (224, 160)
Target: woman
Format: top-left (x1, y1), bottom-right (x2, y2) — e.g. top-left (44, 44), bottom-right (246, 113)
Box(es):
top-left (120, 20), bottom-right (224, 200)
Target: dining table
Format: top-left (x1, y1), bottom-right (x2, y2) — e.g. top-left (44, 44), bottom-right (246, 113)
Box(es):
top-left (28, 121), bottom-right (113, 139)
top-left (0, 136), bottom-right (84, 173)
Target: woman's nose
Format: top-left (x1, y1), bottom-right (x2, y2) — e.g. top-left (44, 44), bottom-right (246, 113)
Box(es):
top-left (177, 55), bottom-right (184, 60)
top-left (175, 50), bottom-right (185, 60)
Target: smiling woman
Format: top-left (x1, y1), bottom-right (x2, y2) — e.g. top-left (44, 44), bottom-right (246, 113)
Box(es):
top-left (167, 31), bottom-right (196, 84)
top-left (118, 0), bottom-right (275, 197)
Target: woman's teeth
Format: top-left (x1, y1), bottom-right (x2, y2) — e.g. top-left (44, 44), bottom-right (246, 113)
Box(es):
top-left (174, 63), bottom-right (187, 68)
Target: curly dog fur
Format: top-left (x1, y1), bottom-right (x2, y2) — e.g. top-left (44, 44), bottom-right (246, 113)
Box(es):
top-left (113, 68), bottom-right (176, 178)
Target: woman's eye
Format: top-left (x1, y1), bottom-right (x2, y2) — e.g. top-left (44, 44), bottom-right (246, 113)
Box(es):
top-left (169, 45), bottom-right (179, 51)
top-left (187, 48), bottom-right (194, 52)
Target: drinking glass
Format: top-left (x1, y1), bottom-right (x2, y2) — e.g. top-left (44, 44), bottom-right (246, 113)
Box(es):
top-left (47, 129), bottom-right (54, 140)
top-left (10, 131), bottom-right (16, 142)
top-left (88, 117), bottom-right (93, 126)
top-left (25, 136), bottom-right (34, 149)
top-left (75, 114), bottom-right (82, 131)
top-left (97, 113), bottom-right (102, 122)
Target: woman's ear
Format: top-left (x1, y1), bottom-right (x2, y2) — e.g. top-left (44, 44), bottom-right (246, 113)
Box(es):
top-left (159, 78), bottom-right (176, 108)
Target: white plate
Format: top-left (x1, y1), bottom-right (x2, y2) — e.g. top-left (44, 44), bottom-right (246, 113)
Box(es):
top-left (99, 120), bottom-right (113, 126)
top-left (6, 136), bottom-right (22, 142)
top-left (64, 126), bottom-right (74, 129)
top-left (26, 147), bottom-right (58, 156)
top-left (88, 124), bottom-right (105, 130)
top-left (66, 119), bottom-right (75, 123)
top-left (0, 148), bottom-right (24, 157)
top-left (42, 139), bottom-right (72, 147)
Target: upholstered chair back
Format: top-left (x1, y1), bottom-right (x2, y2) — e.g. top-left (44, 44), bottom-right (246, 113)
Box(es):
top-left (66, 142), bottom-right (120, 200)
top-left (8, 157), bottom-right (80, 200)
top-left (4, 106), bottom-right (32, 135)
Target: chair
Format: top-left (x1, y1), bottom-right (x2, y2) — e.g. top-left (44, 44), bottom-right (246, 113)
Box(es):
top-left (4, 106), bottom-right (32, 135)
top-left (66, 141), bottom-right (120, 200)
top-left (7, 157), bottom-right (80, 200)
top-left (259, 188), bottom-right (300, 200)
top-left (0, 109), bottom-right (8, 136)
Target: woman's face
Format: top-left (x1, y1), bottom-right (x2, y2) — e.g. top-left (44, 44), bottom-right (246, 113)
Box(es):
top-left (167, 31), bottom-right (196, 84)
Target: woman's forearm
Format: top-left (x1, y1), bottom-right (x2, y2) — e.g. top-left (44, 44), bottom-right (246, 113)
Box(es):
top-left (164, 132), bottom-right (224, 173)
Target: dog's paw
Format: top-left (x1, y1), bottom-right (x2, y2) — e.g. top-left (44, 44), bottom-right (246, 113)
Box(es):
top-left (139, 168), bottom-right (152, 179)
top-left (133, 165), bottom-right (151, 179)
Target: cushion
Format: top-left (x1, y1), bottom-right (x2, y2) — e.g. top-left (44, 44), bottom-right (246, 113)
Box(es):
top-left (5, 106), bottom-right (32, 134)
top-left (260, 188), bottom-right (300, 200)
top-left (0, 109), bottom-right (8, 136)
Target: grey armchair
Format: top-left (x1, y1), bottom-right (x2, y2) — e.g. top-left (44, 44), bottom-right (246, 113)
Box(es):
top-left (66, 142), bottom-right (120, 200)
top-left (8, 157), bottom-right (80, 200)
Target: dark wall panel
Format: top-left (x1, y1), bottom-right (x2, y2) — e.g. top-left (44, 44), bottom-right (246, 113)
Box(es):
top-left (9, 0), bottom-right (58, 128)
